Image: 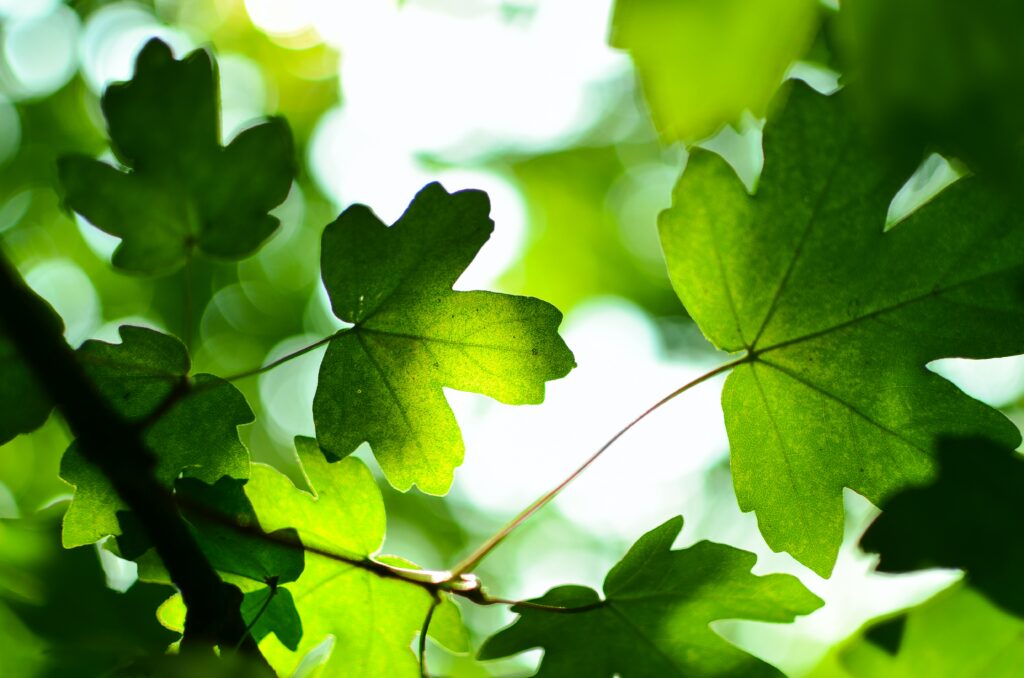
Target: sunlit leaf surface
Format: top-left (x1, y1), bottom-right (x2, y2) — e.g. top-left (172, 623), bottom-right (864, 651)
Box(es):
top-left (314, 182), bottom-right (575, 494)
top-left (480, 516), bottom-right (821, 676)
top-left (661, 83), bottom-right (1024, 575)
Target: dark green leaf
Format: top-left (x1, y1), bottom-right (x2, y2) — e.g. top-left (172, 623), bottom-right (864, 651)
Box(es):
top-left (838, 0), bottom-right (1024, 181)
top-left (241, 587), bottom-right (302, 652)
top-left (57, 39), bottom-right (295, 273)
top-left (314, 182), bottom-right (575, 494)
top-left (861, 437), bottom-right (1024, 617)
top-left (660, 82), bottom-right (1024, 575)
top-left (0, 305), bottom-right (59, 445)
top-left (175, 477), bottom-right (303, 587)
top-left (157, 437), bottom-right (468, 676)
top-left (129, 476), bottom-right (305, 651)
top-left (479, 516), bottom-right (822, 677)
top-left (60, 326), bottom-right (253, 547)
top-left (0, 519), bottom-right (176, 678)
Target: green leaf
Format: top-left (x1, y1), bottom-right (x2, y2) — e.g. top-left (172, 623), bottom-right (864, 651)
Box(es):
top-left (313, 182), bottom-right (575, 494)
top-left (242, 437), bottom-right (468, 676)
top-left (0, 519), bottom-right (177, 678)
top-left (811, 585), bottom-right (1024, 678)
top-left (660, 82), bottom-right (1024, 575)
top-left (173, 477), bottom-right (304, 586)
top-left (610, 0), bottom-right (820, 141)
top-left (0, 308), bottom-right (59, 445)
top-left (157, 584), bottom-right (304, 653)
top-left (135, 476), bottom-right (305, 651)
top-left (57, 38), bottom-right (295, 273)
top-left (241, 587), bottom-right (302, 652)
top-left (860, 437), bottom-right (1024, 617)
top-left (479, 516), bottom-right (822, 677)
top-left (60, 326), bottom-right (253, 547)
top-left (837, 0), bottom-right (1024, 181)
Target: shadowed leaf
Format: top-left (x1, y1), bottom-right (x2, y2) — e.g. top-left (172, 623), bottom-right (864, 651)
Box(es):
top-left (60, 326), bottom-right (252, 547)
top-left (861, 437), bottom-right (1024, 617)
top-left (58, 38), bottom-right (295, 273)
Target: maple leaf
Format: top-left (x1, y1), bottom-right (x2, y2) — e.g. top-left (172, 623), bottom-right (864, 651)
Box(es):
top-left (860, 437), bottom-right (1024, 617)
top-left (479, 516), bottom-right (822, 677)
top-left (58, 38), bottom-right (295, 273)
top-left (60, 326), bottom-right (252, 547)
top-left (176, 437), bottom-right (468, 677)
top-left (141, 476), bottom-right (306, 651)
top-left (314, 182), bottom-right (576, 494)
top-left (660, 82), bottom-right (1024, 575)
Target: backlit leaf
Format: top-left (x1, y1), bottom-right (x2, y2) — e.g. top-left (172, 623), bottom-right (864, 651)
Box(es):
top-left (660, 82), bottom-right (1024, 575)
top-left (314, 182), bottom-right (575, 494)
top-left (479, 516), bottom-right (821, 677)
top-left (57, 39), bottom-right (295, 273)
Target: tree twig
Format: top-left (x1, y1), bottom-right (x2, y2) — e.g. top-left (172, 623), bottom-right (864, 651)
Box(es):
top-left (450, 355), bottom-right (749, 576)
top-left (0, 249), bottom-right (271, 671)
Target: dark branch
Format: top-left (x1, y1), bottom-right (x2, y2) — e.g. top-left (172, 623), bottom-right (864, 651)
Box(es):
top-left (0, 250), bottom-right (271, 671)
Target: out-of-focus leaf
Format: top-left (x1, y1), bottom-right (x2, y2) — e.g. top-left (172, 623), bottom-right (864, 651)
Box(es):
top-left (58, 38), bottom-right (295, 273)
top-left (861, 437), bottom-right (1024, 617)
top-left (314, 182), bottom-right (575, 494)
top-left (838, 0), bottom-right (1024, 181)
top-left (0, 303), bottom-right (60, 445)
top-left (660, 82), bottom-right (1024, 575)
top-left (611, 0), bottom-right (819, 141)
top-left (479, 516), bottom-right (821, 677)
top-left (810, 585), bottom-right (1024, 677)
top-left (0, 518), bottom-right (176, 678)
top-left (60, 326), bottom-right (252, 547)
top-left (505, 146), bottom-right (681, 315)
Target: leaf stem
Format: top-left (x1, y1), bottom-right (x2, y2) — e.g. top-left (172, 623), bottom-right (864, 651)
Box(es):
top-left (450, 354), bottom-right (748, 577)
top-left (222, 332), bottom-right (343, 382)
top-left (0, 250), bottom-right (271, 669)
top-left (233, 584), bottom-right (278, 652)
top-left (418, 596), bottom-right (440, 678)
top-left (475, 594), bottom-right (604, 614)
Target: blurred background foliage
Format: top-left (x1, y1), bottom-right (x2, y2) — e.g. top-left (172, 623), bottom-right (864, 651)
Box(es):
top-left (2, 0), bottom-right (1024, 676)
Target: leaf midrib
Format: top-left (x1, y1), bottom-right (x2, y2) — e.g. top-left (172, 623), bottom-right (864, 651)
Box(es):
top-left (356, 325), bottom-right (539, 356)
top-left (751, 261), bottom-right (1024, 358)
top-left (748, 130), bottom-right (854, 351)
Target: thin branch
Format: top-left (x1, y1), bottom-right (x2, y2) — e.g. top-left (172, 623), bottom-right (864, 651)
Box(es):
top-left (474, 593), bottom-right (604, 615)
top-left (0, 250), bottom-right (271, 671)
top-left (450, 355), bottom-right (749, 576)
top-left (222, 332), bottom-right (341, 383)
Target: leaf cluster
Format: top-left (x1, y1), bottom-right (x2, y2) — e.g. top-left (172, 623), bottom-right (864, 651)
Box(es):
top-left (4, 2), bottom-right (1024, 675)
